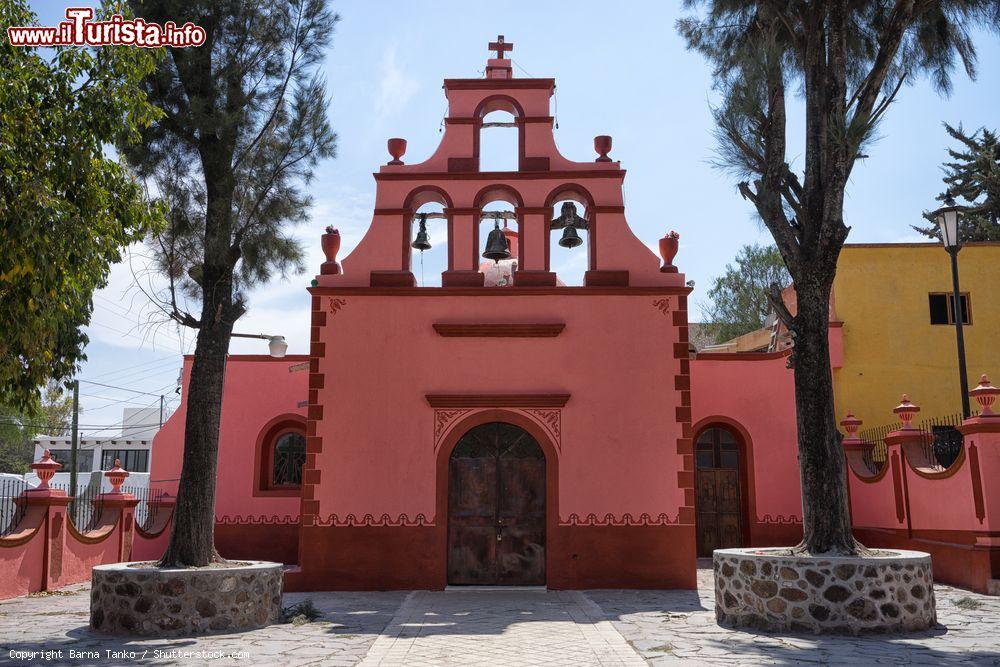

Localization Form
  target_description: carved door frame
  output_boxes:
[435,409,559,585]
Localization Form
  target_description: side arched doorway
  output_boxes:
[695,425,747,556]
[447,422,546,585]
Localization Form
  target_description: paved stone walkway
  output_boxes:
[0,585,406,666]
[590,565,1000,665]
[360,589,644,667]
[2,566,999,665]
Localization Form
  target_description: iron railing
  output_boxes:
[918,413,964,470]
[858,424,893,476]
[0,477,28,537]
[123,485,165,531]
[52,483,105,532]
[856,412,967,473]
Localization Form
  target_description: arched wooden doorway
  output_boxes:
[695,425,746,556]
[447,422,546,585]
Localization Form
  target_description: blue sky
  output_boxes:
[28,2,1000,434]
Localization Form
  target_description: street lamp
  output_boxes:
[230,332,288,358]
[933,194,971,418]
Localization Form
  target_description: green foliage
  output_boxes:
[282,599,322,625]
[677,1,1000,282]
[703,244,789,344]
[0,383,75,473]
[123,0,338,328]
[0,1,163,408]
[913,124,1000,242]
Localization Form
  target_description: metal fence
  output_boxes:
[123,485,165,531]
[858,424,893,475]
[919,413,964,470]
[0,481,166,536]
[856,412,966,473]
[0,477,28,537]
[51,483,105,532]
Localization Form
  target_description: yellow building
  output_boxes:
[832,242,1000,426]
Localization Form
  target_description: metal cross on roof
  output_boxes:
[488,35,513,60]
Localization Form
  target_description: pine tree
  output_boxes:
[912,124,1000,242]
[679,1,999,555]
[123,0,338,567]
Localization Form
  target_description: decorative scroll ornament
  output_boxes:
[314,513,431,527]
[434,409,472,448]
[560,512,677,527]
[653,298,671,315]
[328,297,347,315]
[526,408,561,443]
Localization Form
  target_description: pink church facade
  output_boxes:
[147,39,808,591]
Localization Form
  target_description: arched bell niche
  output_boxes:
[403,186,452,287]
[476,186,522,287]
[546,185,595,286]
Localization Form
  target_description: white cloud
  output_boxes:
[374,46,419,118]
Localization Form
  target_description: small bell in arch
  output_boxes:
[411,214,431,251]
[482,220,512,263]
[559,225,583,248]
[551,201,588,249]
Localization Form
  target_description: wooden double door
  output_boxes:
[447,422,546,586]
[695,426,744,556]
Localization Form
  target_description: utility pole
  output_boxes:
[69,379,79,494]
[159,394,164,429]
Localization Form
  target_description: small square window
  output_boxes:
[929,293,971,325]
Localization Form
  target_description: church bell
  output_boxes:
[411,214,431,251]
[482,221,512,262]
[559,224,583,248]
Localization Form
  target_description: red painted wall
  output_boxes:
[151,355,308,562]
[690,352,803,545]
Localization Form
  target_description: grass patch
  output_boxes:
[648,644,674,653]
[954,597,984,611]
[282,599,323,625]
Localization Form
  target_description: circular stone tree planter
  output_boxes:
[714,548,935,634]
[91,561,283,636]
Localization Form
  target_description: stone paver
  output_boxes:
[360,589,644,667]
[588,562,1000,665]
[0,584,406,666]
[3,564,1000,665]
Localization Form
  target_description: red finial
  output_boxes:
[31,449,61,490]
[893,394,920,429]
[841,412,862,437]
[488,35,513,60]
[387,138,406,165]
[594,135,613,162]
[104,458,129,494]
[970,373,999,416]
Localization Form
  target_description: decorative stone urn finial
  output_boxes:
[594,135,613,162]
[387,137,407,165]
[104,458,128,494]
[840,412,862,437]
[970,373,999,416]
[32,449,61,490]
[321,225,342,275]
[893,394,920,429]
[659,231,680,273]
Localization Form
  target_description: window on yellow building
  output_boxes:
[928,293,971,325]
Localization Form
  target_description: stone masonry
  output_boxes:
[714,548,935,634]
[90,561,283,636]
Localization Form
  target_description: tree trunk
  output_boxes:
[791,276,861,556]
[160,322,232,567]
[158,318,232,567]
